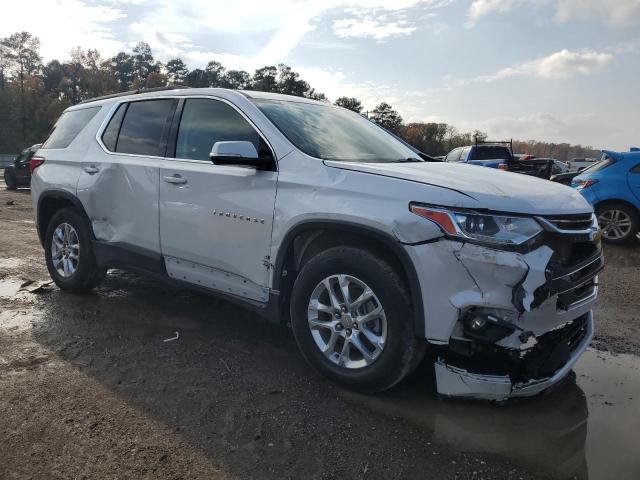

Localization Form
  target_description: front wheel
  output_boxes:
[596,203,639,244]
[290,247,425,393]
[44,207,107,292]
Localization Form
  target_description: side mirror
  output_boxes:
[209,141,273,170]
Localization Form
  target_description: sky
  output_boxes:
[2,0,639,150]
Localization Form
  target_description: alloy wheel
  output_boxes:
[598,209,632,240]
[307,274,387,369]
[51,222,80,278]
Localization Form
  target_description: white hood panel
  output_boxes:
[325,161,593,215]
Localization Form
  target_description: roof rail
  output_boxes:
[78,85,190,105]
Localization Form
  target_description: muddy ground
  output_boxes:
[1,179,639,480]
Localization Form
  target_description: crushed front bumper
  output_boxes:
[406,215,602,401]
[434,312,594,401]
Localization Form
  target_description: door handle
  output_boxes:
[83,165,99,174]
[163,175,187,185]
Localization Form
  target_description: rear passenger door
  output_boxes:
[159,97,278,303]
[77,98,178,258]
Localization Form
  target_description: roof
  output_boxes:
[239,89,327,105]
[73,86,328,109]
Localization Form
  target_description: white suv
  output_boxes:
[31,88,603,400]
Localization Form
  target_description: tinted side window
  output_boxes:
[630,163,640,173]
[101,103,127,151]
[117,99,177,157]
[176,99,262,161]
[42,106,101,149]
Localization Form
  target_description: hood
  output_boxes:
[325,160,592,215]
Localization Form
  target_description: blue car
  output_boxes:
[572,148,640,244]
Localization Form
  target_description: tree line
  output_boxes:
[0,31,600,161]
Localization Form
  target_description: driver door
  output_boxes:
[159,97,278,303]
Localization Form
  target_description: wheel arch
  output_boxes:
[594,198,640,217]
[36,189,92,246]
[272,220,426,337]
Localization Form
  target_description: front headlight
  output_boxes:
[410,204,543,246]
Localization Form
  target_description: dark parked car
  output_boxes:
[3,144,41,190]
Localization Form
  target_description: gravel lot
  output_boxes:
[1,179,639,480]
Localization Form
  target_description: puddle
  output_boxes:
[0,278,25,298]
[342,348,640,479]
[0,278,53,299]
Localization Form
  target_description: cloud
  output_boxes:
[129,22,194,58]
[466,0,520,26]
[120,0,454,71]
[467,0,640,27]
[463,111,618,148]
[332,18,416,40]
[1,0,452,67]
[555,0,640,26]
[0,0,126,60]
[297,65,450,122]
[475,49,613,81]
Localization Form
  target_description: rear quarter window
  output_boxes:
[101,103,127,152]
[42,106,101,149]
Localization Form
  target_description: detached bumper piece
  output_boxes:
[435,313,593,401]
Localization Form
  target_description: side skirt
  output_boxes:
[92,240,283,323]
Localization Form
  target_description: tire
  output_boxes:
[290,246,426,393]
[44,207,107,292]
[4,170,17,190]
[596,203,639,244]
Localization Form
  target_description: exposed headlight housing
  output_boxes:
[410,204,543,247]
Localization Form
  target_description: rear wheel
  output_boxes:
[44,207,107,292]
[596,203,639,244]
[290,246,426,393]
[4,170,17,190]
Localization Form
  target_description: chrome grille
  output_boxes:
[542,214,594,231]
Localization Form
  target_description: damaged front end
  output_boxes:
[407,207,603,401]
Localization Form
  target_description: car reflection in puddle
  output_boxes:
[341,348,640,480]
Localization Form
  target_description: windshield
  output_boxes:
[253,99,418,162]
